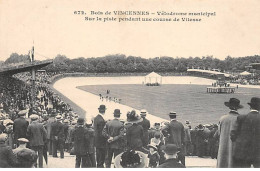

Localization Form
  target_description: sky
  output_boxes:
[0,0,260,61]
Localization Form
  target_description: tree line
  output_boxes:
[1,53,260,73]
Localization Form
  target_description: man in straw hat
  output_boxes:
[231,97,260,168]
[139,109,150,148]
[94,104,107,168]
[217,98,243,168]
[50,115,65,159]
[157,144,185,168]
[13,110,29,146]
[161,111,185,166]
[102,109,125,168]
[26,114,47,168]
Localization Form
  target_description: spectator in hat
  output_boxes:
[67,120,77,153]
[71,117,90,168]
[45,110,56,155]
[147,143,160,168]
[85,119,96,167]
[195,124,207,157]
[183,120,191,156]
[157,144,185,168]
[94,104,107,168]
[102,109,125,168]
[13,138,30,155]
[217,98,243,168]
[126,110,144,151]
[4,119,14,149]
[13,110,29,147]
[162,112,185,166]
[0,133,18,168]
[231,97,260,168]
[26,114,47,168]
[50,115,65,159]
[139,109,150,148]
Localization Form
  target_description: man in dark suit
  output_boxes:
[102,109,125,168]
[71,117,90,168]
[27,114,47,168]
[162,112,185,166]
[45,110,56,155]
[157,144,185,168]
[231,97,260,168]
[94,105,107,168]
[139,109,150,148]
[50,115,65,158]
[13,110,29,146]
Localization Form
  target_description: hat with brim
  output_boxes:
[98,105,107,111]
[77,118,85,125]
[55,115,62,120]
[161,144,179,155]
[30,114,39,121]
[18,110,27,116]
[126,110,143,123]
[114,151,148,168]
[224,98,243,109]
[168,111,177,116]
[147,144,157,151]
[197,124,204,130]
[140,109,147,116]
[248,97,260,110]
[18,138,29,143]
[114,109,121,118]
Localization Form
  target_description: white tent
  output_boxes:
[240,71,251,76]
[144,72,162,84]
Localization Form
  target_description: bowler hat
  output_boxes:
[162,144,179,155]
[168,111,177,116]
[114,109,121,117]
[248,97,260,110]
[98,105,107,111]
[77,118,85,125]
[224,98,243,109]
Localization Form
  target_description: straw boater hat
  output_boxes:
[248,97,260,110]
[126,110,143,123]
[224,98,243,109]
[55,115,62,121]
[168,111,177,116]
[17,138,29,143]
[140,109,147,116]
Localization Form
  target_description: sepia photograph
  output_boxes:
[0,0,260,168]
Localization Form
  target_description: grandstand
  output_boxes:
[0,60,53,76]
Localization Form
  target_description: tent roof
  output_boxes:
[187,69,231,77]
[145,72,161,78]
[239,71,251,76]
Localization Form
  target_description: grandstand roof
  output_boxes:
[187,69,231,77]
[0,60,53,76]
